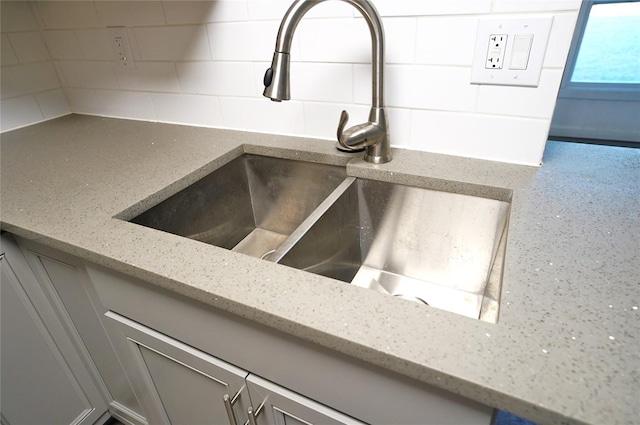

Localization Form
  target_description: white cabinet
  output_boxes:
[2,235,493,425]
[105,311,364,425]
[88,264,493,425]
[14,237,146,425]
[0,234,109,425]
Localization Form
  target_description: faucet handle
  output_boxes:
[337,110,349,140]
[337,110,360,152]
[337,110,380,152]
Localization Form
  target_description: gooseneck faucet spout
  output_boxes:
[263,0,392,164]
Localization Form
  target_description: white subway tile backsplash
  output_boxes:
[95,89,156,121]
[0,95,44,132]
[163,1,249,24]
[52,62,66,86]
[220,97,305,135]
[372,0,491,17]
[58,61,118,90]
[492,0,582,13]
[177,62,256,96]
[352,64,370,104]
[1,2,39,33]
[43,30,83,60]
[247,0,353,21]
[35,89,70,119]
[36,1,100,30]
[305,1,357,19]
[297,17,416,64]
[355,64,478,112]
[410,110,549,165]
[76,29,114,61]
[302,102,369,140]
[135,26,211,61]
[290,62,353,103]
[152,93,223,126]
[415,16,478,66]
[115,62,181,93]
[477,69,564,119]
[1,34,19,66]
[207,21,280,62]
[0,0,581,164]
[298,18,370,64]
[1,62,60,99]
[386,107,412,147]
[94,1,165,27]
[405,66,478,112]
[8,32,50,63]
[246,0,291,21]
[384,18,417,64]
[544,12,579,68]
[65,88,101,115]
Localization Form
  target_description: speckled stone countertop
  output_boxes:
[1,115,638,425]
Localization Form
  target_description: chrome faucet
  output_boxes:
[263,0,392,164]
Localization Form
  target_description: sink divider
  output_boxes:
[265,177,357,263]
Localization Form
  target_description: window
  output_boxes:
[550,0,640,145]
[571,2,640,85]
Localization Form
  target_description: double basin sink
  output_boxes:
[127,154,510,323]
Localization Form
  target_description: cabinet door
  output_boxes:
[105,311,252,425]
[16,237,145,424]
[246,375,365,425]
[0,237,107,425]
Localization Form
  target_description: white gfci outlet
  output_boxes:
[486,34,507,69]
[108,27,136,70]
[470,17,553,87]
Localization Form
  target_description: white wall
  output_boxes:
[0,0,580,165]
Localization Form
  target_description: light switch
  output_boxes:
[510,34,533,70]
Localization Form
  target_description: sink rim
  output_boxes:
[115,150,511,323]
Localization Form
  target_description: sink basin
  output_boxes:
[274,177,510,322]
[130,154,347,259]
[126,153,510,322]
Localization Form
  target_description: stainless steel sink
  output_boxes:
[127,154,510,322]
[130,154,347,259]
[273,177,510,322]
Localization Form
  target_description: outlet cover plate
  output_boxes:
[470,17,553,87]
